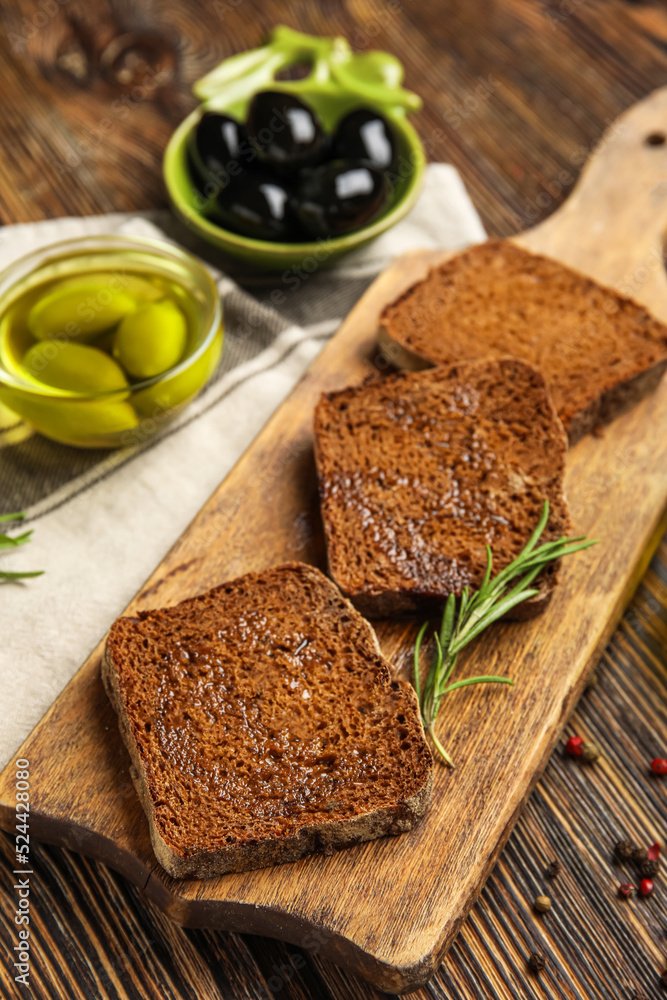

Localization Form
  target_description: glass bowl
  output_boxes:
[0,235,223,449]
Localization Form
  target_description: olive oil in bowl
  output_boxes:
[0,236,222,448]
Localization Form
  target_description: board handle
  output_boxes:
[516,85,667,320]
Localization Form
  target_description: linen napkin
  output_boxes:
[0,164,485,769]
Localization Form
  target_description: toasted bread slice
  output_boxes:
[378,239,667,443]
[102,563,433,879]
[314,359,570,618]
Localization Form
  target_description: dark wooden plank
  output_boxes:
[3,0,667,998]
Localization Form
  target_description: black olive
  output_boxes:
[187,112,254,194]
[333,109,397,172]
[246,91,325,172]
[295,160,389,238]
[210,170,299,241]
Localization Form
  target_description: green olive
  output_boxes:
[113,300,188,379]
[56,272,164,303]
[133,326,223,417]
[0,386,139,447]
[22,341,129,394]
[28,281,139,342]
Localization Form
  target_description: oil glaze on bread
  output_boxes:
[102,563,433,879]
[314,359,570,618]
[378,240,667,443]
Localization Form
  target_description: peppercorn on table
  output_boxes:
[2,2,667,999]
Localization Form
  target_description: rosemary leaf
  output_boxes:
[413,621,428,705]
[0,512,42,582]
[0,531,33,550]
[413,500,597,765]
[449,588,541,652]
[442,675,515,695]
[0,570,44,581]
[439,593,457,651]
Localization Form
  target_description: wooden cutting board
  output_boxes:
[3,87,667,994]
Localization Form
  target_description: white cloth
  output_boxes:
[0,164,485,769]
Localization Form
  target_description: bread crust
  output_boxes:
[378,239,667,442]
[566,358,667,444]
[346,583,553,621]
[101,563,433,879]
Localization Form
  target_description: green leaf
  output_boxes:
[412,500,597,766]
[440,647,458,689]
[442,675,515,694]
[481,546,493,591]
[425,633,443,712]
[457,587,472,630]
[0,511,43,582]
[0,531,33,550]
[0,570,44,581]
[0,512,25,523]
[439,593,456,651]
[518,500,550,557]
[449,589,541,653]
[413,621,428,706]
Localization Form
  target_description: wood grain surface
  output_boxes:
[1,1,667,998]
[3,80,667,992]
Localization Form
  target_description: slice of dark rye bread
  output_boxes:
[378,239,667,444]
[101,563,433,879]
[314,358,570,619]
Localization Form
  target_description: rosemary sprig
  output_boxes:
[414,501,597,766]
[0,512,43,581]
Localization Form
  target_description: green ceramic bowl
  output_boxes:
[163,26,426,269]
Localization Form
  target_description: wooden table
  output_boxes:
[1,1,667,997]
